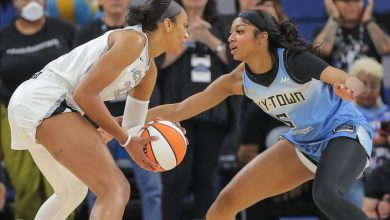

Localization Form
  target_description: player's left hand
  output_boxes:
[333,82,356,100]
[153,117,188,145]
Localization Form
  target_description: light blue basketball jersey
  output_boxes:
[242,48,373,161]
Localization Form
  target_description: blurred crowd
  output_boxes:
[0,0,389,220]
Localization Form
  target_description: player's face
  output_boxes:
[334,0,364,24]
[228,18,262,61]
[355,72,381,107]
[166,11,189,55]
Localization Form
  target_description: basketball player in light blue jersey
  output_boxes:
[146,9,373,220]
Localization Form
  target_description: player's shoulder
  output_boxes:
[108,28,146,52]
[219,62,244,95]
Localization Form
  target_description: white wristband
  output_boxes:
[120,135,132,147]
[122,95,149,130]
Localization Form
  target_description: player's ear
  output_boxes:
[258,31,268,45]
[162,18,172,33]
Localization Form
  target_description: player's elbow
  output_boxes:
[73,87,91,106]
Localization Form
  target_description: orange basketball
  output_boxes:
[139,120,187,172]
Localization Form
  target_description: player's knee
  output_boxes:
[118,180,131,201]
[312,184,340,209]
[93,174,131,205]
[108,177,131,202]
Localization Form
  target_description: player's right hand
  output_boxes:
[124,136,160,171]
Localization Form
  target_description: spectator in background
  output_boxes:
[73,1,163,219]
[345,57,390,209]
[45,0,98,28]
[0,0,75,219]
[234,0,287,21]
[155,0,234,219]
[73,0,129,46]
[314,0,390,72]
[350,57,390,170]
[362,160,390,220]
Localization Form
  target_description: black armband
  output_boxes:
[330,16,341,24]
[363,18,376,27]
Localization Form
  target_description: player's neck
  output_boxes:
[245,50,274,74]
[145,31,165,58]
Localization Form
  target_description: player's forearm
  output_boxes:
[146,104,182,122]
[366,21,390,55]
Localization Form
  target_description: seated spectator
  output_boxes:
[345,57,390,209]
[314,0,390,72]
[362,160,390,220]
[350,57,390,170]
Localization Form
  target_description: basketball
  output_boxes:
[139,120,187,172]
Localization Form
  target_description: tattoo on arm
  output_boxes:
[366,22,390,55]
[322,20,339,44]
[316,18,340,55]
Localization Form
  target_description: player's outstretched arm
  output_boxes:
[146,63,245,122]
[320,66,365,100]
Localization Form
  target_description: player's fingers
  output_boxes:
[141,135,159,144]
[172,121,186,135]
[154,116,163,122]
[141,153,159,168]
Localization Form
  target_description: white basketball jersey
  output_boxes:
[42,24,151,102]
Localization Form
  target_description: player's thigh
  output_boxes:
[36,112,127,193]
[219,139,314,209]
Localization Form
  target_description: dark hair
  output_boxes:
[127,0,182,32]
[176,0,219,23]
[239,10,319,55]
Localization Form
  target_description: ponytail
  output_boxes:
[238,10,320,55]
[275,20,320,55]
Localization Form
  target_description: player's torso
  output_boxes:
[242,48,366,142]
[43,25,151,102]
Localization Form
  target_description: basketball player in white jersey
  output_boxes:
[7,0,187,219]
[146,10,373,220]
